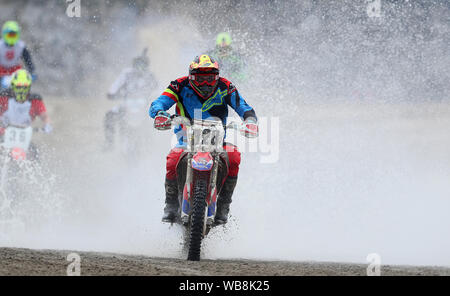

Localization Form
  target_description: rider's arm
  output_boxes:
[39,112,50,125]
[149,84,180,118]
[107,69,130,100]
[22,47,35,75]
[226,87,258,138]
[39,111,53,133]
[226,52,247,82]
[226,89,257,122]
[30,96,52,133]
[0,96,8,127]
[29,95,48,122]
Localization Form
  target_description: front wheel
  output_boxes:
[187,178,208,261]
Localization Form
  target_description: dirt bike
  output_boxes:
[157,114,243,261]
[104,97,148,164]
[0,125,40,220]
[119,98,148,164]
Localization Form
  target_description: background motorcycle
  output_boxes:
[118,98,148,165]
[0,125,42,222]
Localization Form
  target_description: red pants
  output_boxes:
[166,144,241,180]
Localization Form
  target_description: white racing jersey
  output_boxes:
[0,93,46,128]
[2,98,33,127]
[108,68,157,100]
[0,39,25,69]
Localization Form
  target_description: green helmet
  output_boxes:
[215,32,233,58]
[10,69,32,103]
[2,21,21,46]
[216,32,232,48]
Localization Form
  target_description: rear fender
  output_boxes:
[10,147,27,161]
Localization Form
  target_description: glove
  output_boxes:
[43,123,53,134]
[31,74,37,82]
[154,111,171,130]
[241,117,258,138]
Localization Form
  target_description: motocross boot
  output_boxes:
[162,179,179,223]
[215,176,238,225]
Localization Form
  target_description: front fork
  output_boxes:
[181,154,220,233]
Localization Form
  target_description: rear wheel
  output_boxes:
[187,179,208,261]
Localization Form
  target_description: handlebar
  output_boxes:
[170,114,192,127]
[2,125,46,133]
[2,124,32,129]
[225,121,241,131]
[169,114,240,131]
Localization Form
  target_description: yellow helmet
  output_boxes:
[10,69,32,103]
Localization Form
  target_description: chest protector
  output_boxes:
[3,98,32,127]
[0,40,25,68]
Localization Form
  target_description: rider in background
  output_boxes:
[103,48,158,151]
[149,54,258,224]
[0,21,36,89]
[0,69,52,160]
[207,32,247,83]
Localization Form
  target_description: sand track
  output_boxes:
[1,247,449,276]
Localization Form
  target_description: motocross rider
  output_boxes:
[0,69,52,160]
[0,21,36,89]
[103,48,157,151]
[207,32,246,83]
[149,54,258,224]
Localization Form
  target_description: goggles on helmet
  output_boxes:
[191,73,218,86]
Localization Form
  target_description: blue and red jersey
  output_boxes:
[149,76,256,147]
